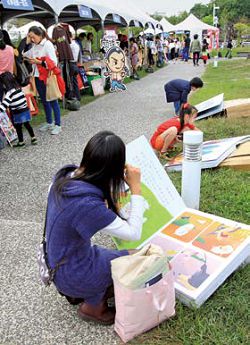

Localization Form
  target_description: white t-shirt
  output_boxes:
[101,195,145,241]
[23,38,57,77]
[83,40,92,54]
[70,40,80,62]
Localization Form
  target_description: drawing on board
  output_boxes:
[150,235,183,261]
[113,183,173,250]
[161,211,213,243]
[193,222,250,257]
[171,249,221,291]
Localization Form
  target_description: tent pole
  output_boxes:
[54,14,59,24]
[101,19,104,38]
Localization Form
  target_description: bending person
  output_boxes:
[46,131,144,325]
[164,77,203,115]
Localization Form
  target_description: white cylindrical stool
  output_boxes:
[181,131,203,209]
[213,56,218,68]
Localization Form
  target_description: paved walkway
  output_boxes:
[0,61,204,345]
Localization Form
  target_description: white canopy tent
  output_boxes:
[43,0,160,28]
[173,14,219,39]
[160,18,175,33]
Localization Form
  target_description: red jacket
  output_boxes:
[37,57,66,96]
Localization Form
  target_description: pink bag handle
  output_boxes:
[146,281,168,312]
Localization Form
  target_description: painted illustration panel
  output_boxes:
[193,221,250,257]
[150,235,183,261]
[171,248,222,291]
[161,211,213,243]
[113,183,173,250]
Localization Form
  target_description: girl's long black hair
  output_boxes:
[179,104,198,130]
[0,30,6,50]
[53,131,126,216]
[0,72,20,91]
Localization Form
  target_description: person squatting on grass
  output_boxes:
[0,72,37,147]
[150,103,199,158]
[45,131,145,325]
[164,77,203,115]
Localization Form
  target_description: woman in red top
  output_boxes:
[150,103,199,156]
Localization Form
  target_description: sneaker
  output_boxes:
[31,137,38,145]
[51,125,62,135]
[39,123,54,132]
[159,151,172,160]
[13,141,26,148]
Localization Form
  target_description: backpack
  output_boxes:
[15,56,30,87]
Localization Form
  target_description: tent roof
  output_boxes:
[54,0,160,28]
[0,0,55,27]
[174,13,218,33]
[0,0,161,29]
[160,17,175,32]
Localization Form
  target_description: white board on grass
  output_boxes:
[114,135,250,307]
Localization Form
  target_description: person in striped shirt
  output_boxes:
[0,72,37,147]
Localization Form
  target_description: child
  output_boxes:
[201,44,208,65]
[150,103,199,157]
[0,72,37,147]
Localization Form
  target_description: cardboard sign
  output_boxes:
[104,46,128,92]
[0,112,17,145]
[91,78,105,97]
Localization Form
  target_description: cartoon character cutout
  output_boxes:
[104,46,128,92]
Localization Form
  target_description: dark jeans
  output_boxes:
[174,101,181,115]
[193,52,200,65]
[157,51,163,65]
[72,75,80,101]
[35,77,61,126]
[0,82,4,102]
[14,121,35,142]
[183,47,189,61]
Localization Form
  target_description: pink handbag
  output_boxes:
[113,268,175,343]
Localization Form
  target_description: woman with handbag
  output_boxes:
[45,131,145,324]
[23,26,62,135]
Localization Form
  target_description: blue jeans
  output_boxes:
[35,77,61,126]
[174,101,181,115]
[183,47,189,61]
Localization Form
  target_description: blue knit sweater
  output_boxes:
[46,169,128,304]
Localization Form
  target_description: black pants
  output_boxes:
[193,52,200,65]
[14,121,35,142]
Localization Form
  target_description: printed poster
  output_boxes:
[0,112,17,145]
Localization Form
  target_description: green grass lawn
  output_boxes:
[190,59,250,104]
[211,46,250,58]
[130,60,250,345]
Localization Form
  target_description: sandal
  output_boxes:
[13,141,26,148]
[31,137,38,145]
[159,151,172,160]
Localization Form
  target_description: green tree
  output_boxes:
[190,3,211,19]
[202,15,214,26]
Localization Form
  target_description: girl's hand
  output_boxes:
[124,164,141,195]
[29,58,42,65]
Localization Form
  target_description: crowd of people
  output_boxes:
[0,25,96,147]
[116,32,212,74]
[0,24,208,149]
